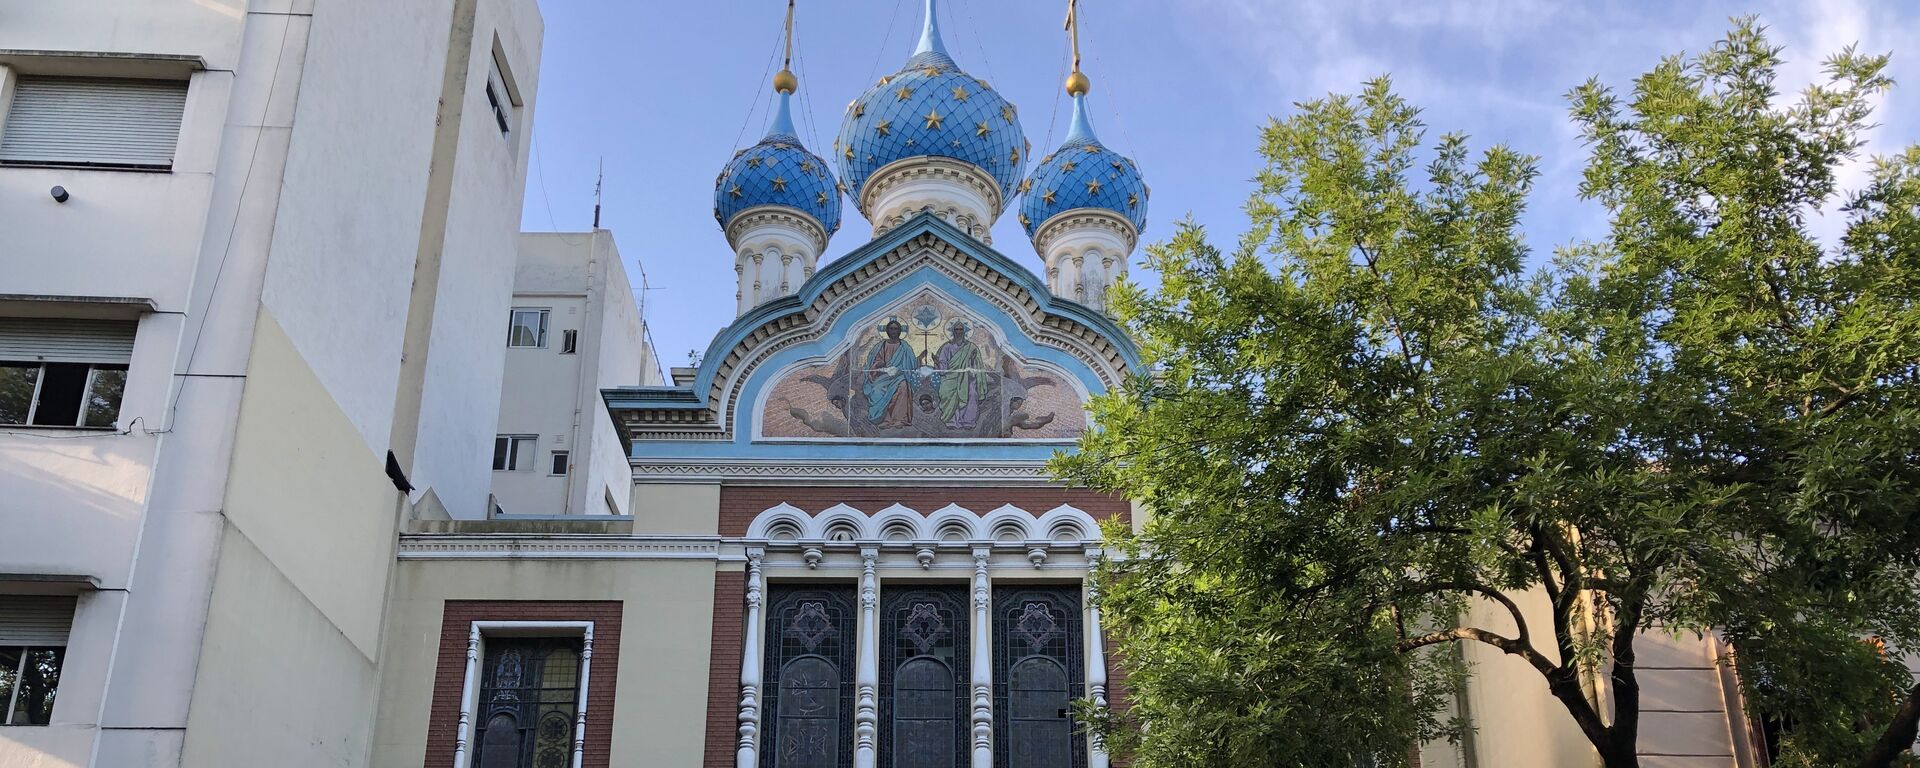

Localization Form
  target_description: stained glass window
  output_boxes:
[992,587,1085,768]
[764,586,857,768]
[879,586,968,768]
[472,638,581,768]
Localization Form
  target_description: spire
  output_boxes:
[1064,94,1098,146]
[768,91,797,139]
[914,0,947,57]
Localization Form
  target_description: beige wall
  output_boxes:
[631,482,720,535]
[371,558,721,768]
[181,310,403,767]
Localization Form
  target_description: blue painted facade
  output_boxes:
[605,214,1138,464]
[1020,94,1148,237]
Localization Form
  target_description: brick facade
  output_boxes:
[704,571,747,768]
[717,485,1132,537]
[425,601,624,768]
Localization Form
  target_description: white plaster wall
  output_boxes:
[409,0,545,518]
[1457,586,1602,768]
[491,296,583,515]
[370,559,720,768]
[257,0,454,458]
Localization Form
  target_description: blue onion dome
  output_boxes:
[834,0,1028,211]
[1020,92,1148,239]
[715,88,842,238]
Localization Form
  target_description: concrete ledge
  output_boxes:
[409,516,636,535]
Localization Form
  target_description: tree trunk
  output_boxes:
[1858,680,1920,768]
[1598,740,1641,768]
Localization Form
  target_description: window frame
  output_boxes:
[762,585,858,768]
[0,361,127,428]
[492,435,537,472]
[0,75,190,171]
[452,621,594,768]
[506,309,550,349]
[991,585,1086,768]
[878,585,970,768]
[485,52,517,137]
[548,450,569,477]
[560,329,578,355]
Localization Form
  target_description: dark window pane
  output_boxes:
[474,638,581,768]
[0,647,19,724]
[9,647,62,725]
[493,437,510,471]
[30,363,87,426]
[764,587,855,768]
[82,366,126,427]
[0,365,36,424]
[993,588,1084,768]
[881,587,967,768]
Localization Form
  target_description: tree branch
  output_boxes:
[1859,679,1920,768]
[1396,626,1558,677]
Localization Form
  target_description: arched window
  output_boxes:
[472,639,581,768]
[764,587,857,768]
[880,586,968,768]
[992,587,1085,768]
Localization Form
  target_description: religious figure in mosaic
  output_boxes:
[761,290,1086,440]
[861,318,919,428]
[931,320,988,429]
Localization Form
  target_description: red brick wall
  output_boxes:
[424,601,623,768]
[704,571,747,768]
[718,485,1131,536]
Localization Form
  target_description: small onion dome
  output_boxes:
[834,0,1027,211]
[1020,92,1147,239]
[714,88,842,238]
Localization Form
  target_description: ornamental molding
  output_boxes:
[724,204,830,254]
[746,502,1101,546]
[397,534,723,560]
[698,235,1128,432]
[1034,207,1139,257]
[628,458,1052,484]
[859,155,1005,224]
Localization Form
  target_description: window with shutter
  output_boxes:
[0,76,189,169]
[0,595,75,726]
[0,319,135,428]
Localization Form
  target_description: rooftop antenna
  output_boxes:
[591,157,604,229]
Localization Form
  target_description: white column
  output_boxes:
[855,547,880,768]
[1084,552,1111,768]
[572,625,595,768]
[737,549,766,768]
[452,624,482,768]
[971,548,994,768]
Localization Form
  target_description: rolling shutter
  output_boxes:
[0,76,188,168]
[0,596,75,647]
[0,318,137,364]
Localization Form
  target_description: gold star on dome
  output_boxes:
[1019,213,1031,228]
[1062,160,1077,171]
[1086,179,1102,194]
[952,85,970,102]
[922,65,942,77]
[875,120,892,137]
[800,161,814,173]
[1111,160,1125,170]
[851,101,865,118]
[1041,153,1056,165]
[1001,105,1016,124]
[771,176,788,191]
[1042,189,1056,205]
[896,85,913,100]
[878,75,893,87]
[1010,147,1021,164]
[817,191,829,205]
[844,145,855,160]
[836,180,848,196]
[1084,145,1101,154]
[923,109,944,130]
[976,121,991,138]
[1128,192,1139,208]
[746,156,762,168]
[729,185,743,199]
[1018,178,1033,194]
[976,77,992,90]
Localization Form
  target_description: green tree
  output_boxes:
[1056,21,1920,768]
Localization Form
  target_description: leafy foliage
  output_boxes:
[1057,20,1920,768]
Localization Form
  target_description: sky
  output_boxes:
[518,0,1920,377]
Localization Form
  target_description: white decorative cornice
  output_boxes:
[628,459,1052,484]
[724,204,830,254]
[860,156,1004,223]
[1033,207,1138,256]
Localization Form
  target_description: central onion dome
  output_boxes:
[835,0,1027,242]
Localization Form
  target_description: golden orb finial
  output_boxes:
[774,68,798,95]
[1065,71,1090,97]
